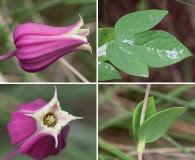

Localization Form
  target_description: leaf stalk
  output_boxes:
[138,84,152,160]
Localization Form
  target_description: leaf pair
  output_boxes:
[132,97,183,144]
[98,10,192,81]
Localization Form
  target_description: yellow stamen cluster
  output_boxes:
[43,113,56,127]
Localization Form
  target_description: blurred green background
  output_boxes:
[99,84,195,160]
[0,0,96,82]
[0,84,96,160]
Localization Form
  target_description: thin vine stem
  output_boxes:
[59,58,89,83]
[140,84,152,125]
[138,84,152,160]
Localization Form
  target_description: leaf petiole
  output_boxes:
[137,140,145,160]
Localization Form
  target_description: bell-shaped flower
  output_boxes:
[5,87,82,160]
[0,15,92,72]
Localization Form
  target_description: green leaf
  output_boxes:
[98,10,192,78]
[128,30,192,67]
[107,43,149,77]
[98,28,115,61]
[137,107,183,143]
[114,10,168,39]
[98,62,121,81]
[108,30,192,77]
[132,97,156,140]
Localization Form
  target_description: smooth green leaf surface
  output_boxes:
[137,107,183,143]
[107,43,149,77]
[132,97,156,140]
[107,30,192,77]
[128,30,192,67]
[114,10,168,39]
[98,62,121,81]
[98,28,115,61]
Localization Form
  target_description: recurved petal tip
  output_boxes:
[63,15,84,36]
[78,29,89,36]
[76,117,83,120]
[76,43,93,55]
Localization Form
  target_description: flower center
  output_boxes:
[43,113,56,127]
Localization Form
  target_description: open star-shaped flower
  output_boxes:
[7,87,82,159]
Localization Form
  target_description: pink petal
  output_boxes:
[19,99,47,112]
[16,37,86,59]
[14,16,83,43]
[19,126,70,160]
[7,111,37,145]
[16,37,87,72]
[15,35,86,48]
[18,47,73,72]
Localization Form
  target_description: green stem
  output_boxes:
[138,84,151,160]
[137,140,145,160]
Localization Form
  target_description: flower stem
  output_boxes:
[3,149,19,160]
[0,50,17,60]
[140,84,152,125]
[59,58,89,82]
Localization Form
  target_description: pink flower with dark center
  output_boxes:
[0,15,92,72]
[5,87,82,160]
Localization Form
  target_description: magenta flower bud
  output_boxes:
[0,15,92,72]
[6,87,82,159]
